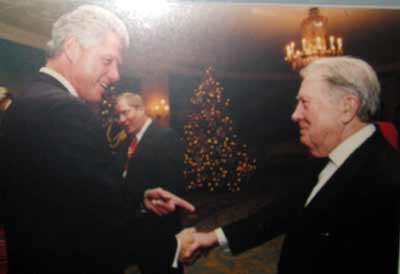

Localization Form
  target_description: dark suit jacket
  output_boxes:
[0,73,177,274]
[223,129,400,274]
[121,122,184,273]
[123,122,184,201]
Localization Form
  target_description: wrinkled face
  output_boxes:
[71,32,122,103]
[115,99,146,134]
[291,78,344,158]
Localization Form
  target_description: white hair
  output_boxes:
[300,56,381,122]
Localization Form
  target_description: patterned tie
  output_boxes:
[122,136,137,179]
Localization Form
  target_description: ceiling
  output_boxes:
[0,0,400,79]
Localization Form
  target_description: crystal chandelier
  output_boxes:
[284,7,344,70]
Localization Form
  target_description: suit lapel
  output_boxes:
[303,130,382,214]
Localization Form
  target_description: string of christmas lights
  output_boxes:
[183,67,256,192]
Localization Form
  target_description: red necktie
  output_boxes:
[127,136,137,160]
[122,136,137,179]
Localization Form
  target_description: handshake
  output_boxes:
[143,188,220,265]
[176,228,219,265]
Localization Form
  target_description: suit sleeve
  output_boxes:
[222,171,314,255]
[222,197,292,254]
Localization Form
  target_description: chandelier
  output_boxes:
[284,7,344,70]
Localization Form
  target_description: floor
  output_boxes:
[181,189,283,274]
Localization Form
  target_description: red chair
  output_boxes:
[376,121,398,150]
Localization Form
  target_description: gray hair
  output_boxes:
[300,56,381,123]
[46,5,129,57]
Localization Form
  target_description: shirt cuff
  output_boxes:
[215,228,231,253]
[172,237,180,268]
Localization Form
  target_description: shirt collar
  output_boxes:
[39,67,79,98]
[135,118,152,143]
[329,123,376,167]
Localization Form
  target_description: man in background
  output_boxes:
[115,92,185,273]
[178,56,400,274]
[1,5,193,274]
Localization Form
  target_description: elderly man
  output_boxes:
[177,56,400,274]
[1,5,193,274]
[114,92,185,273]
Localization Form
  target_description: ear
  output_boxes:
[340,95,359,124]
[63,36,81,64]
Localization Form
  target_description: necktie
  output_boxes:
[127,136,137,160]
[122,136,137,179]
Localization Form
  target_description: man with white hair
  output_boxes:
[177,56,400,274]
[1,5,194,274]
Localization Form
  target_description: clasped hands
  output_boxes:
[176,227,218,265]
[143,188,217,265]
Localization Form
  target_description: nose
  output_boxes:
[108,62,120,83]
[291,103,302,122]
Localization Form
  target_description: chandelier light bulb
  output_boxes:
[284,7,344,70]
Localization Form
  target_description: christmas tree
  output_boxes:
[183,67,256,192]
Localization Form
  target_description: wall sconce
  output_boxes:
[150,98,170,119]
